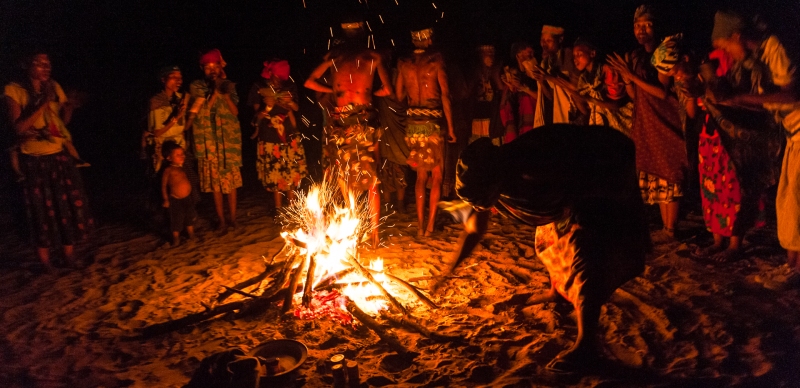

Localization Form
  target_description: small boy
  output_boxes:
[161,142,196,245]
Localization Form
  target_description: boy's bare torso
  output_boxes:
[165,165,192,199]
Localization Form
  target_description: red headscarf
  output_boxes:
[199,49,226,66]
[261,60,290,81]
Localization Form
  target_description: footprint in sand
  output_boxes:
[117,300,145,320]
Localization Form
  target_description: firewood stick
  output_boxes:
[302,255,317,307]
[282,256,307,312]
[222,285,259,299]
[345,298,407,354]
[379,311,463,343]
[217,244,289,302]
[345,253,407,314]
[260,253,301,300]
[371,271,438,309]
[315,268,357,290]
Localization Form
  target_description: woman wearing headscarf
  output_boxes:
[4,52,93,270]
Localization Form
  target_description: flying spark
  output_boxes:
[331,59,338,72]
[379,15,384,23]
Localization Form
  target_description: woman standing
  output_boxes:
[4,52,93,270]
[251,88,307,214]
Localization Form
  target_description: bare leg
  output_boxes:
[369,185,380,247]
[415,169,429,236]
[213,191,226,230]
[789,250,799,269]
[425,165,443,236]
[663,201,680,237]
[694,233,724,258]
[547,298,602,372]
[228,190,238,227]
[273,191,282,209]
[171,231,180,246]
[397,184,406,213]
[186,226,195,240]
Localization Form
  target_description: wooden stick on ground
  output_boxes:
[373,271,438,309]
[345,253,407,314]
[345,298,407,354]
[221,286,259,299]
[217,244,288,302]
[315,268,357,291]
[379,311,463,343]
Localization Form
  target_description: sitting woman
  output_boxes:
[251,88,307,214]
[4,52,93,270]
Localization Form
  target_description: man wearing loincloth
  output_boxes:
[441,124,649,372]
[304,17,393,247]
[396,26,457,237]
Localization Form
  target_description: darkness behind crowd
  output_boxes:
[0,0,798,220]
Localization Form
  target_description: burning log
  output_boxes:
[283,256,308,313]
[315,268,357,291]
[302,255,317,307]
[345,253,407,314]
[345,298,407,354]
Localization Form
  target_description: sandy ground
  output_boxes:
[1,188,799,388]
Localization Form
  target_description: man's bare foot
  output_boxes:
[526,289,559,305]
[172,236,181,246]
[424,226,434,237]
[692,243,724,259]
[546,345,596,374]
[710,248,742,263]
[417,229,424,238]
[216,221,227,231]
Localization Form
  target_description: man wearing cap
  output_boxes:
[187,49,243,230]
[304,18,393,246]
[710,10,800,289]
[396,26,456,237]
[607,5,685,241]
[526,25,578,128]
[441,124,648,372]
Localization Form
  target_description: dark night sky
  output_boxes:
[0,0,798,190]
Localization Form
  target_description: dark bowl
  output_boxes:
[249,339,308,378]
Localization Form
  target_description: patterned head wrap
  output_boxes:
[455,137,502,209]
[711,10,744,41]
[634,5,655,22]
[541,25,565,36]
[199,49,226,66]
[411,28,434,41]
[261,60,290,81]
[651,33,682,74]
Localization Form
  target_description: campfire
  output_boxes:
[140,175,453,354]
[277,178,416,320]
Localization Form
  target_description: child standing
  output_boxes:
[161,142,196,245]
[251,88,307,214]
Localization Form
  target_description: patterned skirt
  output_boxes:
[256,139,308,192]
[698,130,741,237]
[19,151,93,248]
[639,171,683,204]
[405,120,443,171]
[198,159,242,194]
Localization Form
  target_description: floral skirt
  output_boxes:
[198,159,242,194]
[256,139,308,192]
[698,130,742,237]
[20,151,93,248]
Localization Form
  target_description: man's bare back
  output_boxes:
[397,52,445,108]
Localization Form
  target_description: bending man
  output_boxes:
[444,124,649,372]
